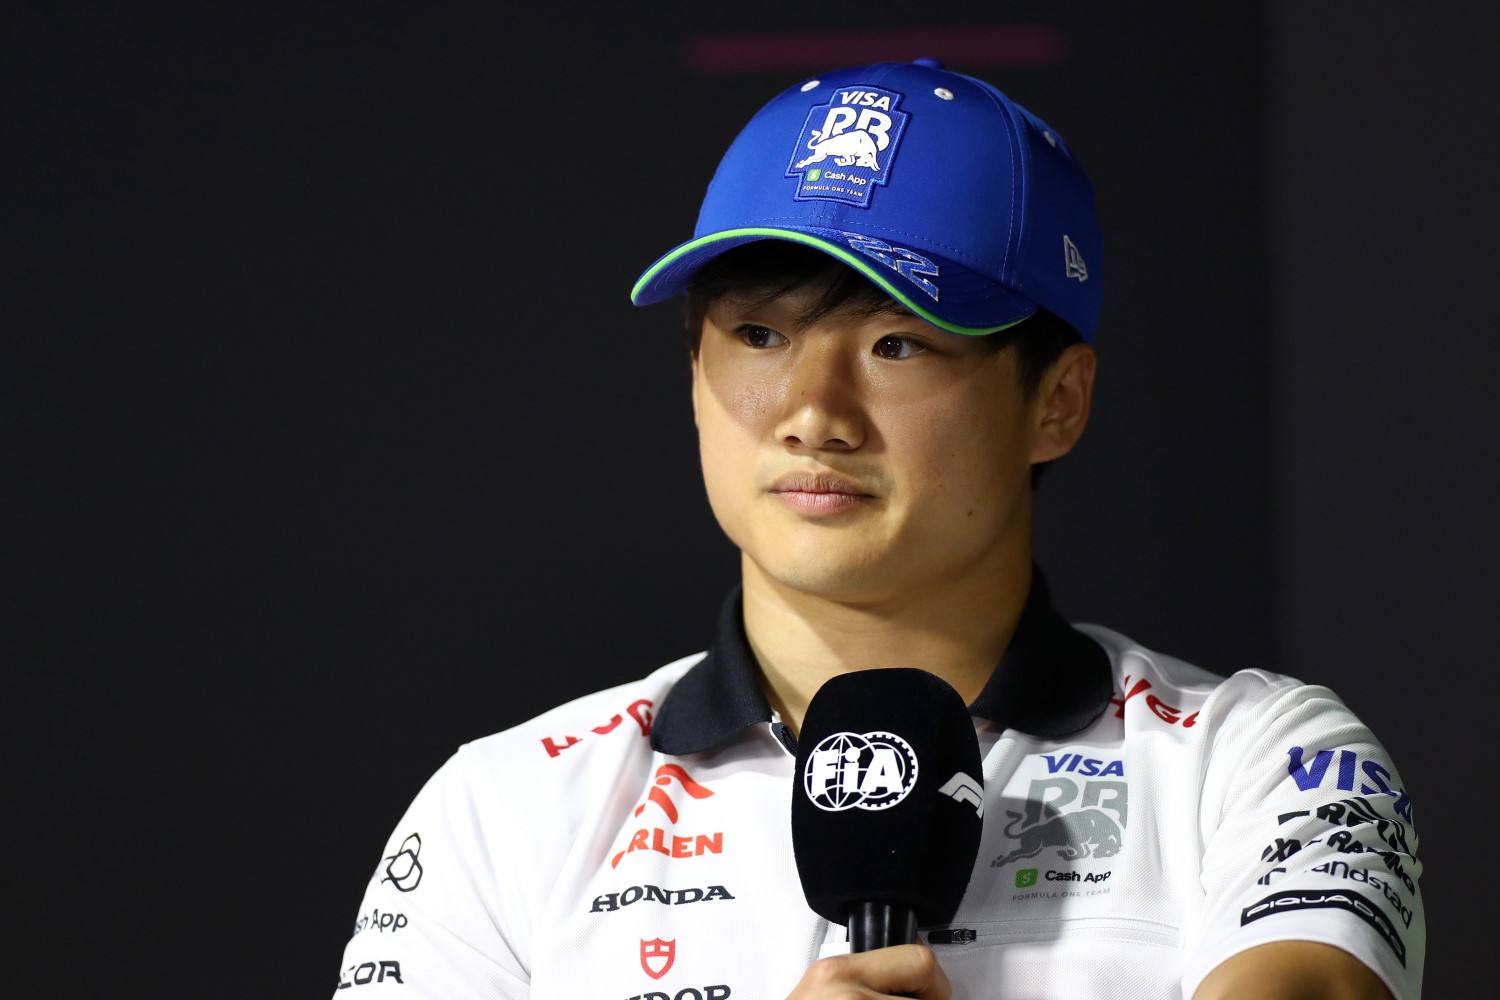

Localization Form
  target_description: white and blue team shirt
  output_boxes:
[332,574,1424,999]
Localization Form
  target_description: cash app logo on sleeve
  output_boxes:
[1015,868,1038,888]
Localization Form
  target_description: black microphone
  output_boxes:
[791,668,985,953]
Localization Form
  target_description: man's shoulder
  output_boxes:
[1076,622,1313,730]
[404,652,710,856]
[455,651,707,772]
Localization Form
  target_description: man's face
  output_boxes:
[691,282,1058,605]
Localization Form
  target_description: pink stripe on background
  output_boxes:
[683,27,1065,74]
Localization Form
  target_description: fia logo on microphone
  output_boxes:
[804,731,918,811]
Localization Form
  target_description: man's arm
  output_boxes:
[1194,940,1394,1000]
[331,749,531,999]
[1181,676,1424,999]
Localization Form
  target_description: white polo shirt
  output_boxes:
[332,574,1424,999]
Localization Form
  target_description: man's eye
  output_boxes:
[873,335,926,360]
[737,325,787,349]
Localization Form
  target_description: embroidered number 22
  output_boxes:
[843,233,940,300]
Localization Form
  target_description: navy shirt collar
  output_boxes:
[651,567,1113,755]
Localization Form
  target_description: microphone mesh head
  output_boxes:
[791,668,985,926]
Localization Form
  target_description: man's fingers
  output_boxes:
[794,945,951,999]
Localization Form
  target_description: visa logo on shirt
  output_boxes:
[1043,753,1125,777]
[1284,747,1414,823]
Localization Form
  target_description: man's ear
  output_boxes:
[1029,343,1096,464]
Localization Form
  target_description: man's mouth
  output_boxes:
[768,471,877,514]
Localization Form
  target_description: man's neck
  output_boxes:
[740,553,1033,736]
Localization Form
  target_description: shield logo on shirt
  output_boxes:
[640,938,675,980]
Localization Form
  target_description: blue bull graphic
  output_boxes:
[990,807,1123,868]
[990,774,1128,869]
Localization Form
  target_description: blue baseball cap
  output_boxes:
[631,59,1102,340]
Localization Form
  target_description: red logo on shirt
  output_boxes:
[636,764,714,823]
[640,938,676,979]
[1110,676,1199,727]
[541,698,655,758]
[611,765,724,869]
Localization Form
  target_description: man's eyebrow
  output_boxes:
[850,304,918,322]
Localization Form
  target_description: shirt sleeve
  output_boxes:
[1181,675,1425,998]
[331,749,530,999]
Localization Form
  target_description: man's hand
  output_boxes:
[787,944,951,999]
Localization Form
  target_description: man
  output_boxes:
[333,60,1422,999]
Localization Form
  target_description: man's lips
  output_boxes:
[767,471,877,514]
[769,471,873,494]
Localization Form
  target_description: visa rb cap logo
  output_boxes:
[786,86,909,208]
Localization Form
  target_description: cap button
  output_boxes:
[913,57,944,69]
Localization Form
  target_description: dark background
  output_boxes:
[9,2,1495,996]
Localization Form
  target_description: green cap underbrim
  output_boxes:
[631,228,1033,337]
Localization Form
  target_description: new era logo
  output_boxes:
[1063,235,1088,281]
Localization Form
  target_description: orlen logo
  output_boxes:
[636,764,713,824]
[611,765,722,869]
[804,730,918,812]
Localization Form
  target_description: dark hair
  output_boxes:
[682,240,1082,402]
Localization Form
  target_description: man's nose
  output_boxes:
[773,343,865,452]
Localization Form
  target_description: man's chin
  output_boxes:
[744,552,897,605]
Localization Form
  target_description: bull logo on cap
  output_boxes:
[795,128,881,170]
[787,86,909,208]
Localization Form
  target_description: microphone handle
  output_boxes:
[846,901,919,952]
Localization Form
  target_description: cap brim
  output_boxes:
[630,228,1039,337]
